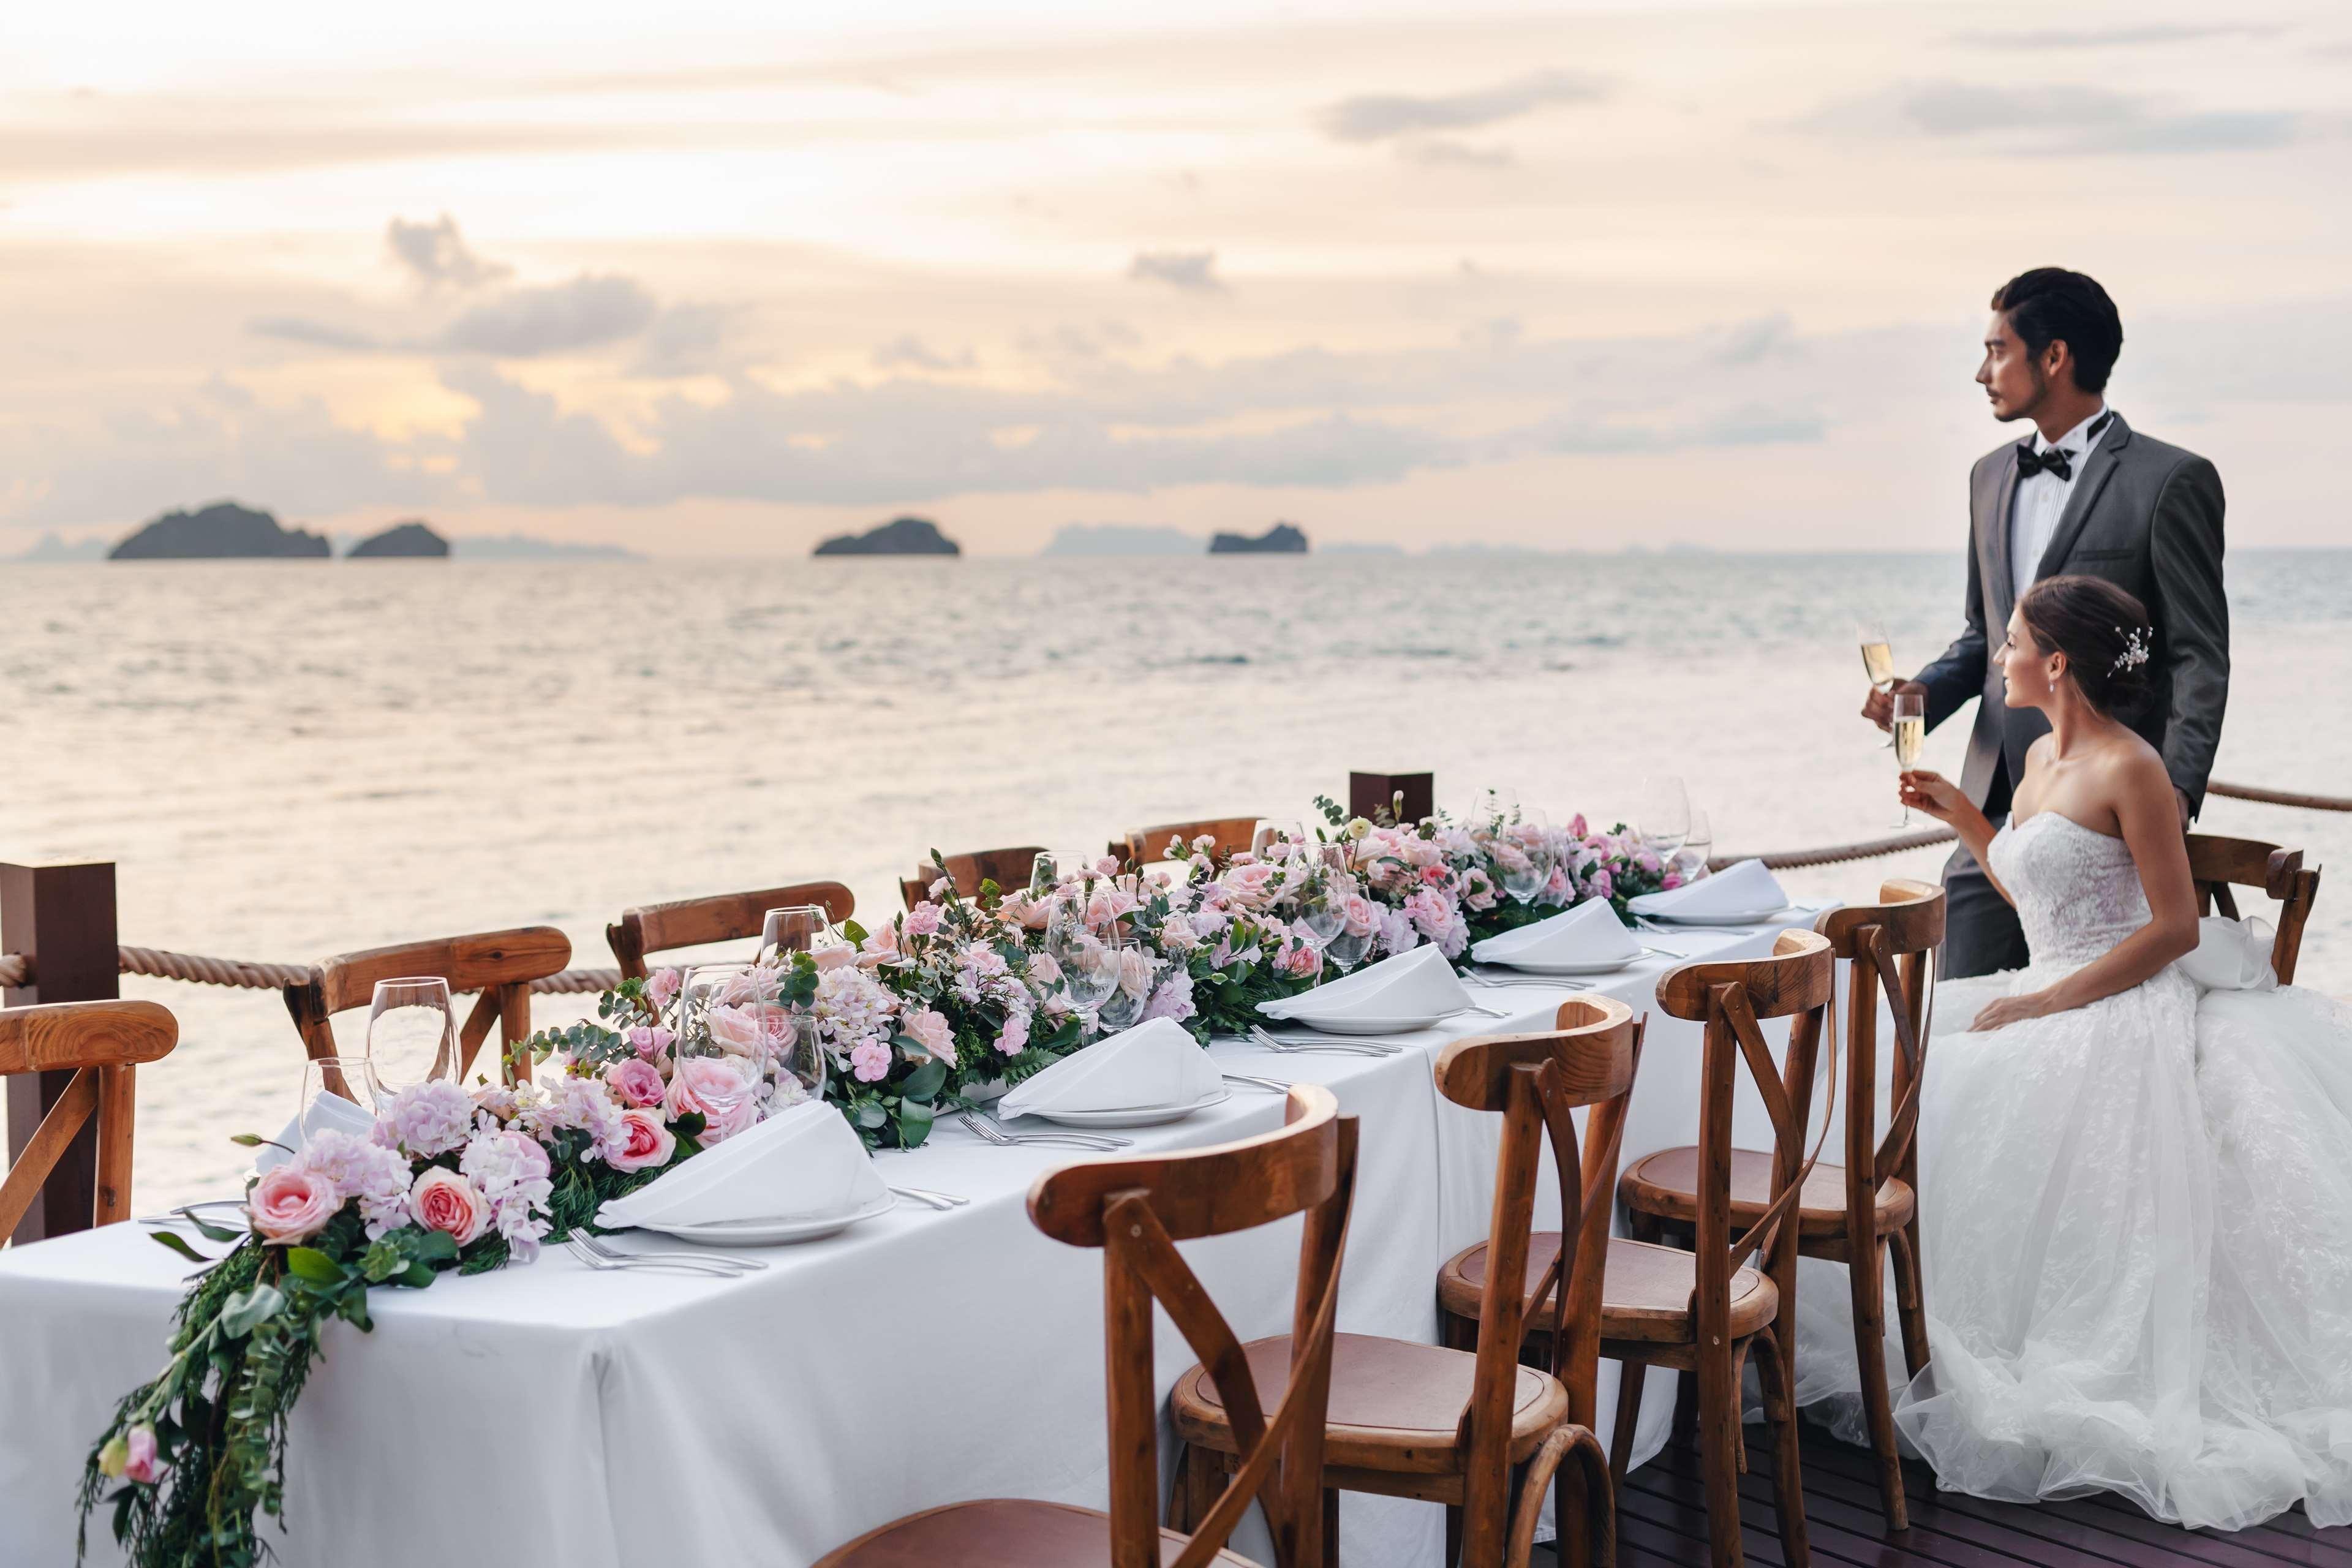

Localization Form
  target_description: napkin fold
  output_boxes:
[1257,944,1470,1025]
[998,1017,1222,1118]
[595,1100,885,1229]
[1627,858,1789,920]
[255,1085,375,1175]
[1471,900,1641,967]
[2180,915,2278,993]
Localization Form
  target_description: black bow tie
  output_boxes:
[2016,442,2075,481]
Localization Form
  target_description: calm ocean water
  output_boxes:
[6,550,2348,1212]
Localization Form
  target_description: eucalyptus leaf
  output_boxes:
[181,1212,246,1244]
[148,1229,211,1265]
[900,1060,948,1102]
[282,1246,344,1283]
[218,1284,285,1340]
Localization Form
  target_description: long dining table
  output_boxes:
[0,904,1884,1567]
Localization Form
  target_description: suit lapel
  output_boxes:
[1985,447,2020,624]
[2032,415,2130,584]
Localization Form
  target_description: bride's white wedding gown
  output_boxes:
[1792,810,2352,1530]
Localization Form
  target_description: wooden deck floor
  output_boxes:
[1600,1424,2352,1568]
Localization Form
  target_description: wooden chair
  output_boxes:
[1181,998,1635,1568]
[2187,833,2322,985]
[281,927,571,1085]
[1114,816,1265,872]
[1612,883,1940,1530]
[816,1085,1357,1568]
[605,881,855,979]
[899,846,1046,909]
[1440,932,1835,1568]
[2,1000,177,1235]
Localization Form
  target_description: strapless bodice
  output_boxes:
[1985,811,2150,968]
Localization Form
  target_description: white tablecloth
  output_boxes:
[2,907,1867,1567]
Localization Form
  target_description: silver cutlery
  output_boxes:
[957,1111,1131,1151]
[1462,968,1562,989]
[889,1185,970,1210]
[569,1232,760,1277]
[1248,1024,1401,1058]
[577,1228,766,1272]
[1221,1072,1296,1093]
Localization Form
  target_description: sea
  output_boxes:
[6,549,2348,1214]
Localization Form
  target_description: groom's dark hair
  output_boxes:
[1991,268,2124,394]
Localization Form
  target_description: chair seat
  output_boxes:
[815,1498,1261,1567]
[1437,1235,1779,1346]
[1170,1332,1568,1476]
[1618,1146,1915,1238]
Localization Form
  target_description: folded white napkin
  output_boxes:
[1628,858,1789,919]
[1257,944,1470,1025]
[998,1017,1221,1118]
[2180,915,2278,992]
[255,1085,375,1175]
[595,1100,885,1229]
[1471,900,1641,967]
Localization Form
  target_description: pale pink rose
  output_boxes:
[1028,951,1062,985]
[645,967,683,1009]
[1588,869,1613,899]
[123,1426,160,1485]
[718,967,771,1005]
[811,941,857,972]
[1158,913,1199,952]
[1222,861,1278,907]
[249,1164,339,1245]
[1341,895,1379,938]
[1020,897,1054,932]
[704,1003,764,1057]
[666,1054,759,1124]
[624,1023,674,1062]
[902,902,943,937]
[860,921,900,959]
[850,1039,893,1082]
[1283,942,1322,979]
[903,1006,956,1067]
[1117,946,1155,1001]
[606,1057,668,1109]
[1095,856,1122,877]
[606,1107,677,1173]
[408,1167,491,1246]
[1543,865,1570,899]
[995,1011,1030,1055]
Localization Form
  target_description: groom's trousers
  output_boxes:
[1941,764,2030,980]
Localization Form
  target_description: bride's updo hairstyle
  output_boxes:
[2018,574,2155,718]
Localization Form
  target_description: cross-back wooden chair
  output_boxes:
[899,846,1046,910]
[2187,833,2322,985]
[282,927,570,1086]
[605,881,854,979]
[1114,816,1265,872]
[2,1000,177,1236]
[816,1085,1357,1568]
[1611,884,1940,1529]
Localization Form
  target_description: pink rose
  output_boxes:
[903,1007,956,1066]
[1222,861,1278,907]
[624,1023,674,1062]
[1341,895,1378,938]
[666,1054,758,1122]
[124,1425,161,1484]
[704,1003,764,1056]
[1095,856,1122,877]
[902,902,943,937]
[408,1167,491,1246]
[811,941,857,972]
[849,1039,893,1082]
[606,1107,677,1173]
[860,921,900,960]
[1283,942,1322,979]
[1567,814,1588,839]
[645,967,683,1009]
[249,1164,339,1245]
[1588,869,1613,899]
[1028,951,1062,985]
[995,1011,1030,1055]
[1660,871,1684,890]
[606,1057,668,1109]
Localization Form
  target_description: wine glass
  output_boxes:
[1028,851,1063,899]
[1638,775,1691,858]
[1681,807,1714,875]
[1858,618,1898,748]
[1496,807,1554,901]
[364,978,457,1100]
[673,965,764,1128]
[1295,844,1353,966]
[758,905,831,963]
[1250,820,1305,861]
[1047,903,1127,1027]
[1890,690,1927,827]
[760,1005,825,1110]
[297,1055,372,1137]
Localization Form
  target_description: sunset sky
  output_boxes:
[5,0,2348,556]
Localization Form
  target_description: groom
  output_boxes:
[1866,267,2230,978]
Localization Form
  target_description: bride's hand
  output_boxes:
[1898,769,1966,824]
[1970,992,2056,1032]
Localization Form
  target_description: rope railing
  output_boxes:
[0,779,2340,998]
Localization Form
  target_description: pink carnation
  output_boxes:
[645,967,683,1009]
[995,1010,1030,1056]
[902,902,943,937]
[849,1039,893,1082]
[624,1023,674,1061]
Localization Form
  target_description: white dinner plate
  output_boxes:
[636,1189,897,1247]
[1027,1085,1232,1128]
[1292,1011,1452,1036]
[1640,905,1789,927]
[1480,955,1636,976]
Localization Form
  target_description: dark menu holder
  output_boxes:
[1349,771,1433,826]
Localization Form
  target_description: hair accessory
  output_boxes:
[2111,625,2151,674]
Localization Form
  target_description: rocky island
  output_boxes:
[812,516,960,557]
[1207,521,1308,554]
[345,521,450,558]
[108,502,331,560]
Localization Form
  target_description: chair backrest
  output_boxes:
[898,846,1046,910]
[1814,880,1943,1225]
[2186,833,2322,986]
[1030,1085,1357,1568]
[1,1000,176,1235]
[282,926,571,1085]
[1654,930,1837,1333]
[1433,995,1642,1567]
[605,881,856,980]
[1114,816,1264,872]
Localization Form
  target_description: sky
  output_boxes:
[4,0,2349,556]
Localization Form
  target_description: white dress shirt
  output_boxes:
[2010,404,2111,603]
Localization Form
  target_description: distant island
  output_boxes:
[8,532,109,562]
[449,533,642,561]
[813,516,960,557]
[109,502,331,560]
[1040,523,1206,556]
[345,521,448,559]
[1208,522,1308,554]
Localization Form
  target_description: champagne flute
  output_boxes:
[364,978,457,1100]
[1890,691,1927,827]
[1859,618,1898,748]
[1638,775,1691,858]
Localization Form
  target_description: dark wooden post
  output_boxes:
[4,861,119,1243]
[1349,771,1433,826]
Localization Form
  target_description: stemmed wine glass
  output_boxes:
[1047,902,1129,1031]
[1890,690,1927,827]
[671,964,765,1130]
[1294,843,1354,978]
[1250,820,1306,861]
[758,905,832,964]
[297,1055,374,1137]
[1681,808,1714,875]
[364,978,458,1101]
[1496,807,1555,902]
[1638,775,1691,859]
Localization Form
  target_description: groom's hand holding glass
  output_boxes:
[1862,679,1929,730]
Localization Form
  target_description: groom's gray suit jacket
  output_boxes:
[1916,412,2230,818]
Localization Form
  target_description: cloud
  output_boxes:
[1949,24,2280,48]
[872,335,976,371]
[246,315,389,352]
[1317,70,1607,143]
[1399,139,1516,168]
[1128,251,1225,293]
[385,214,511,292]
[1801,81,2301,155]
[630,303,747,377]
[251,274,661,358]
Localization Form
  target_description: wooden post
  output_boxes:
[1348,771,1433,826]
[3,862,119,1243]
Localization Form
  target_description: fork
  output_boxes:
[1222,1072,1295,1093]
[570,1232,760,1277]
[958,1111,1131,1151]
[889,1185,970,1210]
[1248,1025,1401,1058]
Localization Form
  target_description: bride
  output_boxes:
[1804,573,2352,1531]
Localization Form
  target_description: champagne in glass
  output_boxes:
[1890,690,1927,827]
[1859,618,1898,749]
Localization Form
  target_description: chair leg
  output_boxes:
[1753,1326,1811,1568]
[1694,1335,1745,1568]
[1849,1240,1910,1531]
[1609,1356,1646,1487]
[1444,1503,1464,1568]
[1553,1440,1597,1568]
[1322,1486,1340,1568]
[1891,1224,1929,1379]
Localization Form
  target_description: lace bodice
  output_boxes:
[1986,812,2150,967]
